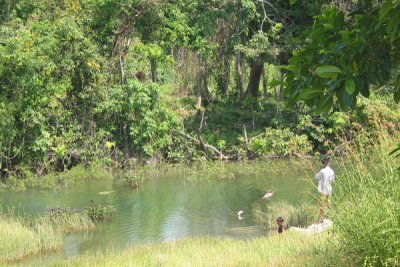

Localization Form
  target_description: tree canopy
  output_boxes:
[0,0,399,176]
[284,1,400,113]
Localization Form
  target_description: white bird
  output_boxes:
[262,192,274,199]
[237,210,244,220]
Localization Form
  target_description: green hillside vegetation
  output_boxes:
[0,0,399,185]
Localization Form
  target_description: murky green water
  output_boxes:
[1,162,312,263]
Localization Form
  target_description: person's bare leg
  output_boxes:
[319,195,324,223]
[327,195,332,209]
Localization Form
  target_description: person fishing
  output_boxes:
[315,158,335,223]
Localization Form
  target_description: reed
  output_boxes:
[38,211,96,233]
[331,136,400,266]
[0,215,62,263]
[0,211,96,263]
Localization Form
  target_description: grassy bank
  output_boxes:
[57,233,339,267]
[4,158,308,191]
[0,215,62,263]
[0,212,95,263]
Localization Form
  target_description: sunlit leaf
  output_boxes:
[299,87,324,100]
[345,79,355,95]
[315,65,343,79]
[316,95,333,114]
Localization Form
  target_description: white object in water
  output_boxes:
[237,210,244,220]
[262,192,274,199]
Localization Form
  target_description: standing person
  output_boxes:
[276,217,284,235]
[315,158,335,223]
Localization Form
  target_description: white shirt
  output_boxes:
[315,166,335,196]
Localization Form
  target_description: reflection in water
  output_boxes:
[64,233,87,258]
[2,163,311,261]
[162,209,189,241]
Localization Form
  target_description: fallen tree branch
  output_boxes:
[199,110,206,132]
[248,133,265,146]
[243,124,248,146]
[172,129,228,160]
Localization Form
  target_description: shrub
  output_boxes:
[249,128,312,157]
[84,204,116,222]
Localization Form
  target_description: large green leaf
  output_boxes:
[315,65,343,79]
[315,94,333,114]
[342,88,356,107]
[299,87,324,100]
[355,76,370,98]
[345,78,355,95]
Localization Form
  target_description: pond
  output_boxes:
[1,161,313,263]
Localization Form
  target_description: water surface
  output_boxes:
[1,162,311,262]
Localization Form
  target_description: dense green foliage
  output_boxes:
[285,1,400,111]
[0,0,398,183]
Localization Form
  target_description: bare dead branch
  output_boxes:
[112,0,157,56]
[249,133,265,146]
[172,129,228,160]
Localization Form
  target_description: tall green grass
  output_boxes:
[37,212,96,233]
[58,233,339,267]
[0,215,61,263]
[0,211,95,264]
[331,138,400,266]
[253,201,317,230]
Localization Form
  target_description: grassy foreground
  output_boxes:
[331,137,400,266]
[56,233,339,267]
[0,213,95,263]
[0,215,61,263]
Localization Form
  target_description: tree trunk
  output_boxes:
[262,66,268,98]
[119,54,126,85]
[202,62,212,101]
[236,51,244,99]
[279,70,284,98]
[195,55,213,109]
[195,55,203,109]
[150,58,158,82]
[245,56,264,99]
[222,54,231,96]
[123,124,130,160]
[195,81,202,109]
